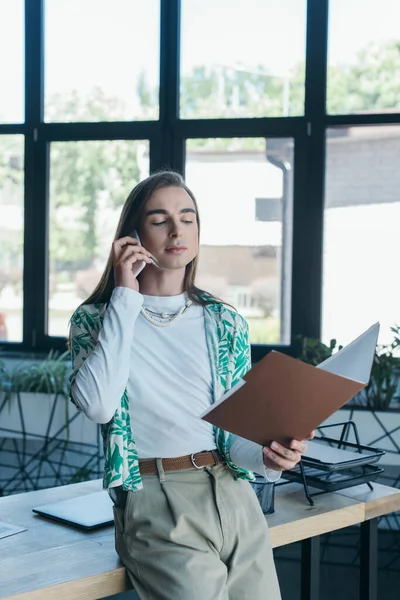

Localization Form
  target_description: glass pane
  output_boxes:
[328,0,400,114]
[48,140,150,337]
[323,126,400,346]
[180,0,306,119]
[0,136,24,342]
[185,137,294,345]
[45,0,159,122]
[0,1,24,123]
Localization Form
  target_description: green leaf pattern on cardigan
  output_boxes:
[69,300,254,492]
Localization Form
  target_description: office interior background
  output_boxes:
[0,1,399,599]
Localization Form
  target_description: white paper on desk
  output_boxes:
[316,323,379,384]
[0,521,27,540]
[304,440,377,464]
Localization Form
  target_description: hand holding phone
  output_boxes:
[134,230,160,270]
[112,234,153,291]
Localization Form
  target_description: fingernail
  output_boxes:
[271,442,278,451]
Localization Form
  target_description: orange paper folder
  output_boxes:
[201,323,379,445]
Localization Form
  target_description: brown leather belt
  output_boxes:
[139,450,225,475]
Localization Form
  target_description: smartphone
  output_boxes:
[133,230,159,269]
[134,229,142,246]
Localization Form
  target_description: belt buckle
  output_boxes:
[190,453,206,469]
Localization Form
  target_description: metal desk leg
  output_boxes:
[301,536,320,600]
[360,518,378,600]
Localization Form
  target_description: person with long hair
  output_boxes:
[69,171,312,600]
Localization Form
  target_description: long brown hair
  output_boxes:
[81,170,222,307]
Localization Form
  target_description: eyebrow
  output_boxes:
[145,208,196,217]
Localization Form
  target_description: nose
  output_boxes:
[169,220,183,239]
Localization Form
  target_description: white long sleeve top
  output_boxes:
[71,287,280,481]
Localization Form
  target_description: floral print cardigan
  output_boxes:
[69,299,254,492]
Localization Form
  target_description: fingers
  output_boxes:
[116,246,152,268]
[289,439,308,453]
[112,236,136,257]
[113,235,139,249]
[113,239,150,259]
[287,431,315,453]
[268,442,301,465]
[264,431,316,471]
[112,237,151,260]
[263,445,300,471]
[263,437,313,472]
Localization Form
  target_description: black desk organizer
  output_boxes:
[278,421,385,506]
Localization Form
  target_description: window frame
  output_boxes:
[1,0,399,359]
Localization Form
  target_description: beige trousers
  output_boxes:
[113,462,282,600]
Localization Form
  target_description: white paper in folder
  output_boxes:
[316,323,379,384]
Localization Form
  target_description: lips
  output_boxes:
[165,245,187,254]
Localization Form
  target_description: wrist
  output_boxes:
[114,277,139,292]
[111,286,143,304]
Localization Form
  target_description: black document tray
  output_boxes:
[283,463,384,493]
[276,421,386,505]
[301,436,385,471]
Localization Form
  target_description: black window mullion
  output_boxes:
[290,0,329,340]
[158,0,182,172]
[327,113,400,127]
[290,133,314,340]
[41,121,159,142]
[25,0,43,125]
[177,117,305,140]
[149,131,163,173]
[0,124,25,135]
[23,0,46,350]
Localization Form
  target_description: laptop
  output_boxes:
[32,491,114,530]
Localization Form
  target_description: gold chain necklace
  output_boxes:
[140,299,193,328]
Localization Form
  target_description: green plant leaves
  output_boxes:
[3,350,70,399]
[295,325,400,410]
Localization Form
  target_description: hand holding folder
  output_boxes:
[201,323,379,446]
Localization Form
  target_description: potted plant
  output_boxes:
[293,326,400,469]
[352,326,400,410]
[0,352,102,495]
[292,335,342,366]
[0,351,99,445]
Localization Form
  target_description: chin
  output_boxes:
[161,254,194,270]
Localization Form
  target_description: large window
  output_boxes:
[323,126,400,346]
[0,136,24,343]
[0,1,24,124]
[185,137,293,344]
[180,0,307,119]
[48,140,149,336]
[45,0,160,122]
[1,1,399,357]
[327,0,400,114]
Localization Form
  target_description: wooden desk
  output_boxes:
[0,480,399,600]
[332,483,400,600]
